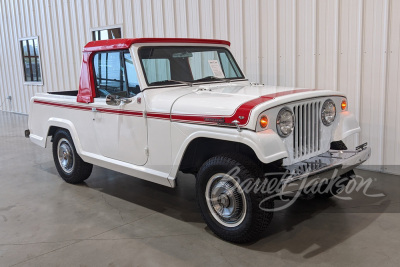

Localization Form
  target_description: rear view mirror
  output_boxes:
[172,52,193,58]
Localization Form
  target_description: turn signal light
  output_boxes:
[341,99,347,111]
[260,116,269,128]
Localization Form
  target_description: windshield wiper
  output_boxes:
[192,76,231,83]
[148,79,192,87]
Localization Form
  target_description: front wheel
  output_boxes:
[196,154,274,243]
[52,129,93,184]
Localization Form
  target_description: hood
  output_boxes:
[145,82,345,129]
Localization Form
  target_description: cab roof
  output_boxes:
[83,38,231,52]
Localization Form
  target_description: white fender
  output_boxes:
[333,111,361,141]
[30,118,82,154]
[168,123,288,180]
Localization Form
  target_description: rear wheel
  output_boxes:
[52,129,93,184]
[196,154,274,243]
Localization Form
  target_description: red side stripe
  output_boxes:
[34,100,143,117]
[167,89,318,126]
[146,112,170,119]
[34,89,318,126]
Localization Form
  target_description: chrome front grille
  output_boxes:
[292,101,322,161]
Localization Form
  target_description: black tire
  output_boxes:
[314,141,355,199]
[196,154,274,243]
[52,129,93,184]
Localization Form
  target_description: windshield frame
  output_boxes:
[137,46,247,88]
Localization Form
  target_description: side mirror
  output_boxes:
[106,95,132,106]
[106,95,121,106]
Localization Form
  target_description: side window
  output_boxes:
[93,51,140,97]
[123,53,141,95]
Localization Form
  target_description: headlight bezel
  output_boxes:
[321,99,336,126]
[276,107,295,137]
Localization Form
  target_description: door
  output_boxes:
[92,50,148,165]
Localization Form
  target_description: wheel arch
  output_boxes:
[44,118,83,155]
[177,137,261,175]
[167,128,288,181]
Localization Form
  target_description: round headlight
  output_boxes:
[276,107,294,137]
[321,99,336,126]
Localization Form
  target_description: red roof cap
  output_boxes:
[83,38,231,52]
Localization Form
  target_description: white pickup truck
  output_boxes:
[27,38,371,243]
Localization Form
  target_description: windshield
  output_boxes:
[138,46,245,86]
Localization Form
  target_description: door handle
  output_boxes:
[92,107,98,121]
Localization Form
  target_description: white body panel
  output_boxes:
[28,43,361,187]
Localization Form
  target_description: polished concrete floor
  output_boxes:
[1,111,400,266]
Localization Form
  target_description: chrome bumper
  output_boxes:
[280,146,371,192]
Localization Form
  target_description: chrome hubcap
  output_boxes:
[57,138,75,174]
[205,173,247,227]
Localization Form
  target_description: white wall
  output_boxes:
[0,0,399,171]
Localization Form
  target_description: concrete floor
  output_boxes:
[1,111,400,267]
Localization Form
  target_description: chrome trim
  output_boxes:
[106,94,132,106]
[292,100,322,161]
[232,120,242,132]
[321,99,336,126]
[205,173,247,227]
[280,146,371,193]
[276,107,294,137]
[57,138,75,174]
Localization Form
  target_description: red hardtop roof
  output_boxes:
[83,38,231,52]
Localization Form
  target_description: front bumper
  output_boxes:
[279,145,371,192]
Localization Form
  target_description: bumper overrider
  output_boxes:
[278,143,371,193]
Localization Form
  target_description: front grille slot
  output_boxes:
[293,101,322,160]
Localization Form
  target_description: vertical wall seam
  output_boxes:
[0,0,12,112]
[292,0,297,87]
[395,0,400,164]
[138,0,144,37]
[241,0,245,74]
[275,0,278,85]
[256,0,260,82]
[334,0,340,91]
[312,0,317,88]
[258,0,262,82]
[66,1,78,89]
[184,0,189,37]
[381,0,391,166]
[11,0,23,112]
[7,0,20,112]
[44,0,57,92]
[34,0,44,94]
[355,0,364,147]
[210,0,215,38]
[226,0,230,42]
[198,0,203,38]
[32,0,40,96]
[172,0,178,38]
[0,0,8,111]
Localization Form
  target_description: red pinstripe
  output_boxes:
[34,89,318,127]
